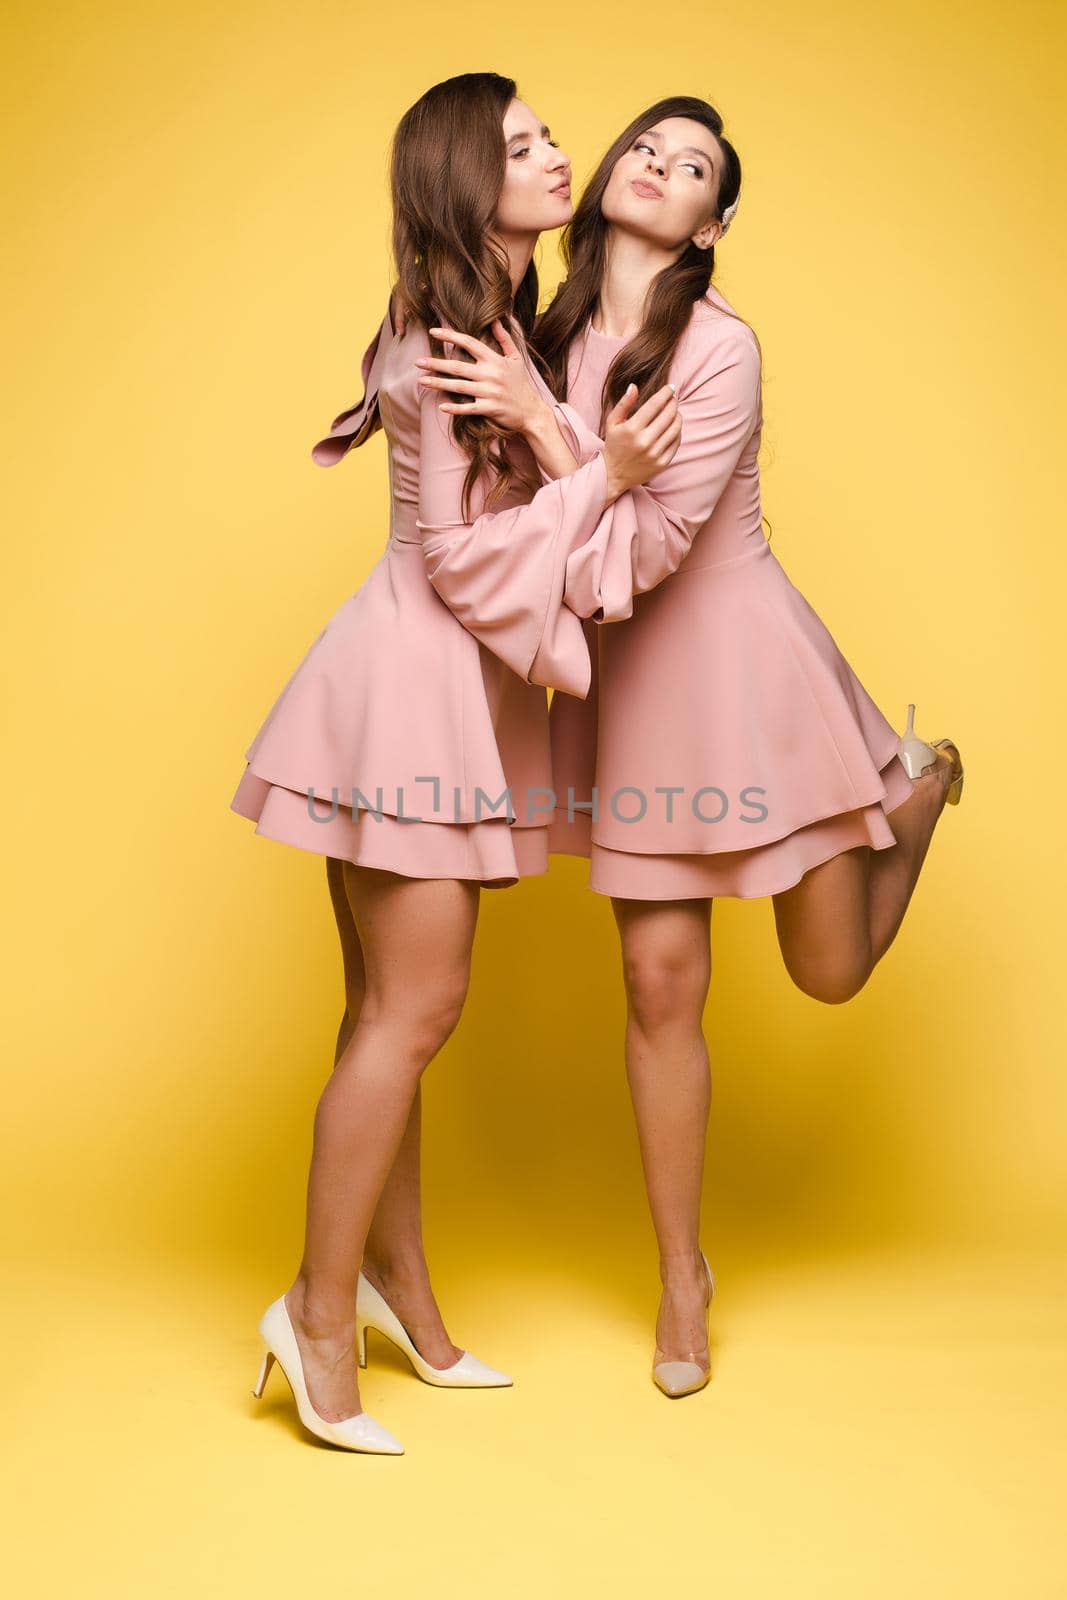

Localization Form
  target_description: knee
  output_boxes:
[398,972,471,1059]
[785,954,869,1006]
[623,953,709,1035]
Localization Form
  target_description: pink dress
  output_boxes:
[545,284,916,900]
[229,304,605,886]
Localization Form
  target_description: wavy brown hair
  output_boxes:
[531,96,754,433]
[388,72,542,519]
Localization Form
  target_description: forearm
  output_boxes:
[522,400,580,480]
[525,400,636,506]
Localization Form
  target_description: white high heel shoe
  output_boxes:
[652,1251,715,1399]
[898,704,964,805]
[251,1294,404,1454]
[356,1271,513,1388]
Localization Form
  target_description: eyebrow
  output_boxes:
[642,127,715,172]
[507,125,551,145]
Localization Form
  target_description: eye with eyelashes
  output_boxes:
[632,139,707,180]
[511,139,562,160]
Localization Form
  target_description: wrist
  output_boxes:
[603,464,625,503]
[522,398,557,445]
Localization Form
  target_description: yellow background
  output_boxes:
[4,0,1065,1592]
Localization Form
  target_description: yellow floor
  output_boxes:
[8,1239,1065,1596]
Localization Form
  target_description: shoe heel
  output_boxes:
[898,702,940,780]
[252,1346,276,1399]
[253,1295,405,1453]
[355,1271,512,1388]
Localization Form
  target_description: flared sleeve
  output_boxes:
[557,324,762,623]
[309,306,395,466]
[415,382,611,699]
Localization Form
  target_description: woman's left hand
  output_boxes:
[415,318,544,433]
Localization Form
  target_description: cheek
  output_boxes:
[610,158,636,190]
[496,170,524,222]
[603,163,632,210]
[671,189,709,235]
[501,164,540,212]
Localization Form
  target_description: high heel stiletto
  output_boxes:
[251,1294,404,1454]
[356,1271,513,1388]
[652,1251,715,1399]
[898,704,965,805]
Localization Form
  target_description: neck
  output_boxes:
[594,228,681,337]
[494,229,537,299]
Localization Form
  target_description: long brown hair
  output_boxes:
[389,72,542,518]
[531,96,753,432]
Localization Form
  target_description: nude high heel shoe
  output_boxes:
[251,1294,404,1454]
[898,704,965,805]
[356,1271,513,1388]
[652,1251,715,1399]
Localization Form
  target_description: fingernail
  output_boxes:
[668,383,676,394]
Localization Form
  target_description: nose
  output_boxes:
[645,154,666,178]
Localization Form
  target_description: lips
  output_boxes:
[630,179,663,199]
[551,180,571,197]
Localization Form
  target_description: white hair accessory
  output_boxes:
[719,192,740,235]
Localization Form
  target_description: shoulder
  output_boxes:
[674,291,761,394]
[380,315,433,401]
[385,312,431,365]
[686,289,760,358]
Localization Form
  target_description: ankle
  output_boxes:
[912,758,949,819]
[931,752,955,810]
[287,1276,357,1340]
[362,1247,429,1294]
[658,1248,706,1289]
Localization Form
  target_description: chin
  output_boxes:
[608,188,652,227]
[540,202,574,229]
[612,206,664,244]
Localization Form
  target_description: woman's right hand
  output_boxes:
[602,384,681,502]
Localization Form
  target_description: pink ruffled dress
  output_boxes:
[229,305,605,886]
[545,284,916,899]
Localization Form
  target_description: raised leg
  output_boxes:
[771,756,954,1004]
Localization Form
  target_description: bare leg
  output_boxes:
[772,754,956,1004]
[284,864,479,1422]
[324,858,462,1369]
[611,896,715,1364]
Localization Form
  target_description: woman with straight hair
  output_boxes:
[416,94,965,1401]
[231,73,680,1452]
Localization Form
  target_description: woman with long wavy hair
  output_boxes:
[230,74,679,1452]
[417,94,965,1401]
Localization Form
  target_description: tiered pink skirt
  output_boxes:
[231,767,548,887]
[548,751,914,901]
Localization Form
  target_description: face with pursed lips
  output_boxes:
[494,98,574,235]
[601,116,725,251]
